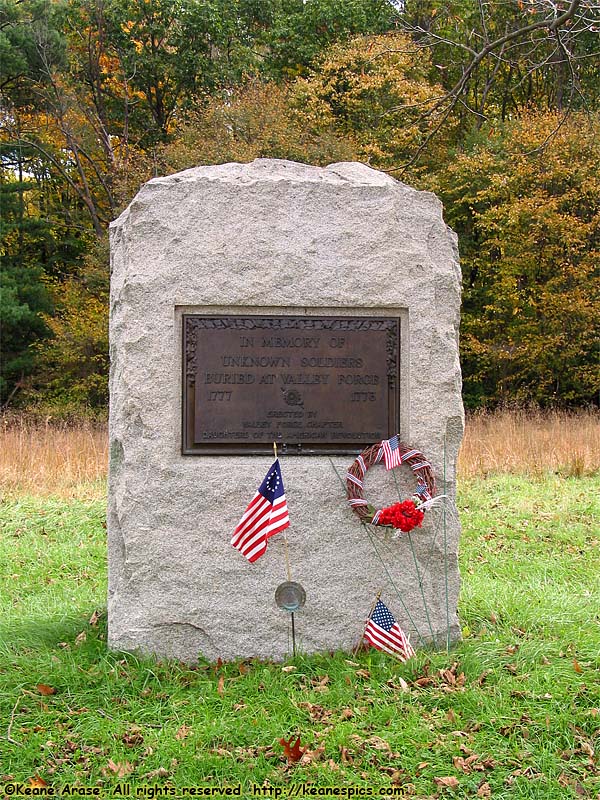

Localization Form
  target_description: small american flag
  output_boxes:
[381,435,402,470]
[231,460,289,563]
[364,599,415,661]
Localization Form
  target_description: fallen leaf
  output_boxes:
[365,735,391,752]
[280,735,304,764]
[477,781,491,797]
[414,676,434,688]
[28,776,48,788]
[579,740,595,758]
[142,767,169,779]
[281,665,296,673]
[340,745,353,764]
[75,631,87,646]
[573,658,583,674]
[453,754,483,773]
[300,745,325,765]
[89,610,100,627]
[36,684,56,696]
[446,709,457,724]
[298,702,332,723]
[311,675,330,693]
[217,675,225,696]
[434,776,459,790]
[355,669,370,679]
[175,724,191,741]
[339,708,354,720]
[122,726,144,746]
[104,759,133,778]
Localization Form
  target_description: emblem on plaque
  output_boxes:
[281,388,304,407]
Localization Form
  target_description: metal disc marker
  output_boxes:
[275,581,306,612]
[275,581,306,656]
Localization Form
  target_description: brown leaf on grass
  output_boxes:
[298,702,333,723]
[281,665,296,673]
[573,658,583,674]
[558,773,586,796]
[89,610,100,627]
[504,663,518,675]
[299,745,325,766]
[434,776,459,790]
[175,724,191,741]
[446,709,457,724]
[340,745,353,764]
[279,736,304,764]
[578,740,595,758]
[365,736,391,752]
[28,776,48,788]
[355,669,370,679]
[339,707,354,720]
[453,755,480,773]
[413,676,434,688]
[217,675,225,696]
[121,726,144,747]
[387,677,410,693]
[477,781,491,797]
[142,767,169,779]
[311,675,330,693]
[75,631,87,646]
[36,684,56,696]
[477,671,490,686]
[104,759,133,778]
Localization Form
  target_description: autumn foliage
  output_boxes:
[1,2,599,411]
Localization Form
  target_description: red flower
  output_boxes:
[378,500,424,532]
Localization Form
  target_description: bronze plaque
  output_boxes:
[182,315,400,455]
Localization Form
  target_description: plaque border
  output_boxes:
[182,314,401,456]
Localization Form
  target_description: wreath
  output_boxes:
[346,437,437,532]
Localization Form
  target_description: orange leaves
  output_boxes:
[279,735,305,764]
[36,684,56,696]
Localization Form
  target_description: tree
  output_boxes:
[159,79,355,171]
[291,31,451,171]
[388,0,600,169]
[431,110,600,407]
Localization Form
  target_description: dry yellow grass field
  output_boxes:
[0,409,598,497]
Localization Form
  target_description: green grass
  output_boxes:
[1,476,599,799]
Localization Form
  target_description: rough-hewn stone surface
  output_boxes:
[108,159,463,662]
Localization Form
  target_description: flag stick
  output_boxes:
[274,441,292,582]
[353,588,383,655]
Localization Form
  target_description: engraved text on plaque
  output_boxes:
[183,316,400,454]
